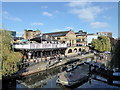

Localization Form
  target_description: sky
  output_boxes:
[2,2,118,38]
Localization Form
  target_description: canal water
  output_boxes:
[16,56,120,89]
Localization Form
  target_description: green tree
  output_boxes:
[1,29,22,76]
[110,40,120,69]
[91,36,111,52]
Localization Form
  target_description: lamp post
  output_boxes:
[41,34,43,44]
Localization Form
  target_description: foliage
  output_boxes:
[91,36,111,52]
[1,29,22,76]
[82,49,86,52]
[110,40,120,69]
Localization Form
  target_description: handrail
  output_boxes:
[14,43,67,49]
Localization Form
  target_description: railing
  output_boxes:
[14,43,67,49]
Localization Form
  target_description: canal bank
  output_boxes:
[16,61,120,89]
[20,53,94,76]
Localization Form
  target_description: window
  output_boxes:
[82,39,85,42]
[57,37,60,40]
[63,41,65,43]
[76,39,81,42]
[68,49,72,53]
[74,48,77,53]
[79,48,81,51]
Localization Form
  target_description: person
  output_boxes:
[45,57,47,62]
[89,77,92,85]
[69,72,72,77]
[49,60,51,65]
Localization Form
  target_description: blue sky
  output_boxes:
[2,2,118,38]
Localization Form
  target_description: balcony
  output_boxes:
[14,43,67,50]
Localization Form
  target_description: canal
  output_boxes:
[15,56,120,89]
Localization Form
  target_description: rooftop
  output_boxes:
[43,30,70,37]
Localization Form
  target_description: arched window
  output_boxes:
[68,49,72,53]
[74,48,77,53]
[79,48,81,51]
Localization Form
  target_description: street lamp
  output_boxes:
[40,34,43,44]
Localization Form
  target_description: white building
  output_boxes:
[97,32,112,38]
[87,34,98,45]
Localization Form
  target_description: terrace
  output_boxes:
[14,43,67,50]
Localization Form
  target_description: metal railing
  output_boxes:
[14,43,67,49]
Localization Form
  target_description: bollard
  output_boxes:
[107,71,113,84]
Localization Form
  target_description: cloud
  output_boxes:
[67,2,103,22]
[42,10,59,17]
[103,16,112,20]
[41,6,48,9]
[5,17,22,22]
[42,12,53,16]
[49,27,74,33]
[90,22,109,28]
[3,11,22,22]
[3,11,9,15]
[49,29,66,33]
[67,2,91,8]
[65,27,73,30]
[16,32,24,35]
[31,22,44,26]
[53,10,59,14]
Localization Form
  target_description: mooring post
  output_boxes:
[107,70,113,84]
[94,67,97,79]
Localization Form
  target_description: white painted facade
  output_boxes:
[87,34,98,45]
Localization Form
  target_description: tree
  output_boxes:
[110,40,120,69]
[1,29,22,76]
[91,36,111,52]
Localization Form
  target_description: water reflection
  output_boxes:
[16,56,119,88]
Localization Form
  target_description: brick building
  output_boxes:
[75,30,87,46]
[23,29,41,40]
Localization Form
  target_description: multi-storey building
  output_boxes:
[14,34,67,61]
[23,29,41,40]
[43,30,76,47]
[97,32,112,38]
[75,30,87,46]
[14,29,89,62]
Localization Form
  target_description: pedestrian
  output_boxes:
[89,77,92,84]
[70,72,72,77]
[49,60,51,65]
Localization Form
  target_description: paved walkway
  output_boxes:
[21,53,94,76]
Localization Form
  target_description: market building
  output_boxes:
[14,29,89,62]
[43,30,76,47]
[14,34,67,62]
